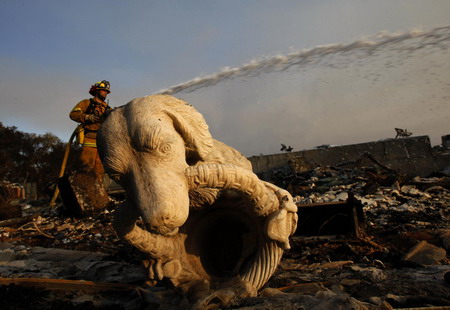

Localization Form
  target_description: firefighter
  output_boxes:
[69,80,112,179]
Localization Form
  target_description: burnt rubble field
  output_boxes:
[0,159,449,309]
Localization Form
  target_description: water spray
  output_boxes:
[158,26,450,95]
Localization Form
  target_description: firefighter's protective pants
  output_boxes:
[79,137,104,177]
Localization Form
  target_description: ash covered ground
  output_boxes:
[0,162,449,309]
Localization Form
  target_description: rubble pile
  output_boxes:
[0,201,142,261]
[269,159,449,235]
[0,159,449,309]
[257,160,449,308]
[0,182,24,221]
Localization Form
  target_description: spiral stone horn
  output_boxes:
[113,163,297,292]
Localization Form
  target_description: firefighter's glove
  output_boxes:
[85,114,100,124]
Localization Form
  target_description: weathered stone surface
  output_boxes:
[96,95,298,303]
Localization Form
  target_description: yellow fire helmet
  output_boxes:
[89,80,111,96]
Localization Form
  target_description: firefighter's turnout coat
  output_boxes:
[70,98,112,175]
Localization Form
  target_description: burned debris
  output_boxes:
[1,136,449,309]
[0,182,23,222]
[253,148,450,308]
[57,172,111,217]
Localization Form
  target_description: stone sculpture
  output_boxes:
[97,94,297,307]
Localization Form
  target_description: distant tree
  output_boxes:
[0,122,79,198]
[0,123,25,182]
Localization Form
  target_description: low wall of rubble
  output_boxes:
[249,136,450,179]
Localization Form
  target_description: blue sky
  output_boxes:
[1,0,450,156]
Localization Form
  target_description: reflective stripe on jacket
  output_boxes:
[82,141,97,148]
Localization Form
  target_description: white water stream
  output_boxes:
[159,27,450,156]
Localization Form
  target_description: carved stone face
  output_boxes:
[98,97,191,235]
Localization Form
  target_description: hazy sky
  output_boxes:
[1,0,450,156]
